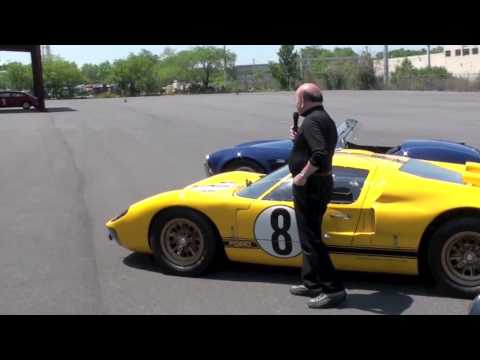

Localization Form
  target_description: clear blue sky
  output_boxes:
[0,45,432,66]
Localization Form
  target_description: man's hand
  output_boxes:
[289,126,298,141]
[293,173,307,186]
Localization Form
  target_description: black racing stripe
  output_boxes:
[222,238,418,258]
[327,246,417,258]
[223,238,416,252]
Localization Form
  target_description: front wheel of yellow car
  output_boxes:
[428,217,480,298]
[150,209,220,276]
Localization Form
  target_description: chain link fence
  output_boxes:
[229,61,480,93]
[383,74,480,91]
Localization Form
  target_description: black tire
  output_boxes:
[150,208,220,276]
[22,102,31,110]
[428,217,480,298]
[223,159,265,173]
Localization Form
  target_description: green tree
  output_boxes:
[111,59,131,95]
[300,45,334,60]
[81,63,100,83]
[377,48,428,59]
[347,52,377,89]
[189,46,236,89]
[390,57,452,90]
[0,68,8,90]
[43,56,84,98]
[160,47,176,59]
[269,62,287,89]
[81,61,112,85]
[111,50,161,96]
[331,47,357,57]
[416,66,450,78]
[3,62,33,90]
[97,61,113,85]
[300,46,371,90]
[271,45,300,90]
[391,58,416,84]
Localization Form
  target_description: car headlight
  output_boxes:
[111,208,128,222]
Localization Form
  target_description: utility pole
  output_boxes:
[223,45,227,88]
[41,45,51,59]
[427,45,431,68]
[299,52,304,82]
[384,45,389,87]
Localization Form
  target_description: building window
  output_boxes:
[463,49,470,56]
[455,49,461,56]
[445,50,451,57]
[473,48,479,55]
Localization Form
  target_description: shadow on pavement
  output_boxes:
[123,252,450,313]
[0,107,76,114]
[123,252,299,285]
[338,291,414,315]
[46,107,77,113]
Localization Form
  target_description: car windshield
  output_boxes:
[400,159,463,184]
[236,166,290,199]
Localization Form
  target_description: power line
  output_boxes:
[384,45,389,86]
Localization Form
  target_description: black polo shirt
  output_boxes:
[288,105,338,177]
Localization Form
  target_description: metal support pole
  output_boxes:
[31,46,46,112]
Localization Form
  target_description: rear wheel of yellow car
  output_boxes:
[150,209,219,276]
[428,217,480,298]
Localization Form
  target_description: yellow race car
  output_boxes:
[106,150,480,297]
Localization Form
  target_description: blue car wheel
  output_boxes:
[223,159,266,173]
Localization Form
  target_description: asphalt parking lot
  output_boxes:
[1,90,479,314]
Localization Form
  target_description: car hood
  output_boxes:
[184,171,264,195]
[235,139,293,149]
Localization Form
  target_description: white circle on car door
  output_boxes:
[254,205,301,258]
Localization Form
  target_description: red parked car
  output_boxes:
[0,91,39,110]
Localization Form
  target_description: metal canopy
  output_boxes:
[0,45,46,111]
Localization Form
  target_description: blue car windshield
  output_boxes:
[400,159,463,184]
[237,166,290,199]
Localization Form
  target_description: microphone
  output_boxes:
[292,112,299,132]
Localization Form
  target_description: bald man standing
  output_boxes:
[288,83,347,309]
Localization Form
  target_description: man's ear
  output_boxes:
[297,91,304,111]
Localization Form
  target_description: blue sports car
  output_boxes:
[204,119,480,175]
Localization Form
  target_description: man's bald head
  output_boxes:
[295,83,323,115]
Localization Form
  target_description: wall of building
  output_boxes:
[374,45,480,79]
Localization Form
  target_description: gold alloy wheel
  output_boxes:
[160,218,205,267]
[441,231,480,287]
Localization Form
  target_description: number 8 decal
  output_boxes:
[254,206,302,258]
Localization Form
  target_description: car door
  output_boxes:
[0,92,12,107]
[235,166,374,261]
[16,92,29,107]
[324,167,373,248]
[0,92,9,107]
[9,92,23,107]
